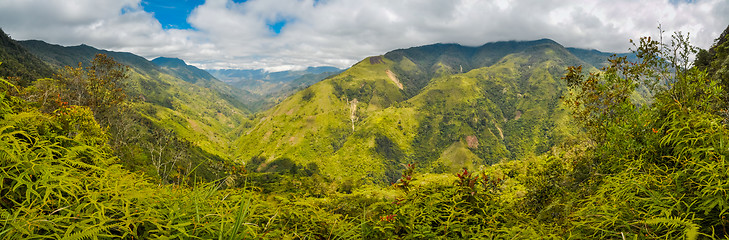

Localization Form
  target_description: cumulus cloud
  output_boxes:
[0,0,210,59]
[1,0,727,71]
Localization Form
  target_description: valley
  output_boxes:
[207,67,342,111]
[2,22,729,238]
[235,39,594,184]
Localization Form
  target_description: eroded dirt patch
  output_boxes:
[465,135,479,149]
[495,124,504,140]
[369,56,384,64]
[386,69,403,89]
[349,98,358,131]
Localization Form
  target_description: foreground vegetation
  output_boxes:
[2,28,729,239]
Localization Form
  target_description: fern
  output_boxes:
[642,216,699,240]
[62,224,114,240]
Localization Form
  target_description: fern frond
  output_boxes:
[62,224,114,240]
[642,216,699,240]
[0,75,19,92]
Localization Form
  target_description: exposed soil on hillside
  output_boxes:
[465,135,479,148]
[495,124,504,140]
[385,69,404,89]
[369,56,384,64]
[349,98,358,131]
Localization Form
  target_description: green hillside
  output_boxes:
[0,29,55,86]
[235,39,602,184]
[16,40,251,181]
[4,27,729,238]
[235,56,405,181]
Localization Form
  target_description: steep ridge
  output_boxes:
[0,29,55,86]
[17,40,251,178]
[235,39,613,184]
[234,56,404,178]
[384,39,569,97]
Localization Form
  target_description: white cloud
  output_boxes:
[1,0,727,71]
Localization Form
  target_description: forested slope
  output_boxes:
[0,30,55,86]
[3,32,253,182]
[2,28,727,238]
[235,39,601,183]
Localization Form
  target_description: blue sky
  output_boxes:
[141,0,205,29]
[140,0,702,31]
[1,0,727,71]
[142,0,287,34]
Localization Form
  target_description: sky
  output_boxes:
[0,0,727,71]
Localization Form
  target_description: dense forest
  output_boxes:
[2,23,729,239]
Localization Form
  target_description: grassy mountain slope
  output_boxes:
[17,40,251,178]
[236,39,600,184]
[0,29,55,86]
[234,56,403,179]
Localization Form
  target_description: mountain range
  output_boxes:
[0,31,252,179]
[234,39,624,184]
[0,28,634,184]
[9,24,729,239]
[0,32,55,86]
[207,67,342,111]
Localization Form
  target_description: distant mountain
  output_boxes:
[16,40,251,179]
[0,29,55,86]
[235,39,623,184]
[152,57,217,84]
[150,56,252,111]
[207,66,342,111]
[566,47,637,69]
[210,66,340,84]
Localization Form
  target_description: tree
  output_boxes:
[36,54,129,124]
[146,128,189,184]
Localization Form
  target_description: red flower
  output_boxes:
[380,214,397,222]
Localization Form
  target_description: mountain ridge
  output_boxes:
[152,57,218,84]
[19,40,161,77]
[12,38,252,180]
[207,66,342,111]
[234,38,615,183]
[0,29,55,86]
